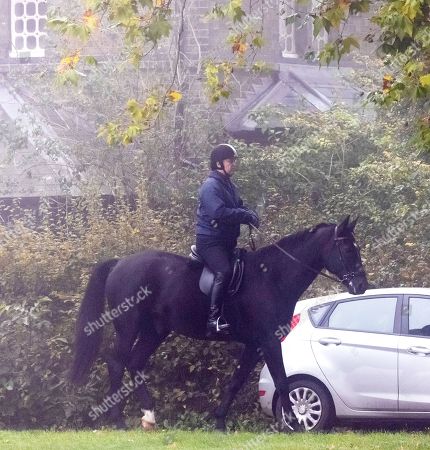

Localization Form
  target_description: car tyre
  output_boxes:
[275,379,334,432]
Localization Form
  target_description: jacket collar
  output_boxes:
[208,170,231,185]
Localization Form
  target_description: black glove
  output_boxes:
[247,210,260,229]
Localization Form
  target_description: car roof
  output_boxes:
[294,287,430,314]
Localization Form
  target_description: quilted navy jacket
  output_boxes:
[196,170,253,244]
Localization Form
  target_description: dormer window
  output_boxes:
[10,0,47,58]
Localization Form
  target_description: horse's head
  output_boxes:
[322,216,368,295]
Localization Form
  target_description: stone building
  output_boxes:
[0,0,372,200]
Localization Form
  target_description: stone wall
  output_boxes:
[0,2,11,61]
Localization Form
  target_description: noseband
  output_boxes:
[333,225,363,285]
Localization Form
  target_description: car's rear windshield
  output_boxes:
[308,303,332,326]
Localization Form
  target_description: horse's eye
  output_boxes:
[344,245,356,254]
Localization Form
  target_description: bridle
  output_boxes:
[332,225,363,285]
[248,224,362,286]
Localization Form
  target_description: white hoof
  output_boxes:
[141,410,156,431]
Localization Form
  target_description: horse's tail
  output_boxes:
[70,258,119,385]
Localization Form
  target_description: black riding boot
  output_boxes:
[206,272,230,337]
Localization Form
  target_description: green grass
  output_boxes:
[1,430,430,450]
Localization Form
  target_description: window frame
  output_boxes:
[401,295,430,339]
[315,294,402,335]
[9,0,47,59]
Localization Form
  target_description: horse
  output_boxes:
[70,215,368,431]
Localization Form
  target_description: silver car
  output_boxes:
[258,288,430,431]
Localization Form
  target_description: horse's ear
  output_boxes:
[337,215,351,234]
[348,215,359,232]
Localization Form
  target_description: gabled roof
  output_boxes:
[0,77,78,198]
[224,64,365,133]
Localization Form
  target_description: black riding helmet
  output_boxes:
[210,144,238,170]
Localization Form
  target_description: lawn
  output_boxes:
[1,429,430,450]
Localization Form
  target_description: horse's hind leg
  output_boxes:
[214,344,261,431]
[127,330,168,429]
[104,331,138,429]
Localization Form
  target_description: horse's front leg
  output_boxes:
[261,336,299,431]
[214,344,261,431]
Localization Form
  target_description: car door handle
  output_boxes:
[407,346,430,355]
[318,337,341,346]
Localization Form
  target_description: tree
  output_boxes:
[48,0,430,149]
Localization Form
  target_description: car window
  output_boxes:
[408,297,430,337]
[309,303,332,326]
[327,297,398,334]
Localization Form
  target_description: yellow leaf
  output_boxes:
[153,0,167,7]
[83,10,99,30]
[419,74,430,87]
[167,90,182,102]
[57,51,80,73]
[145,96,159,108]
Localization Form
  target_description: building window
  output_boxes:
[279,2,298,58]
[311,0,328,53]
[10,0,47,58]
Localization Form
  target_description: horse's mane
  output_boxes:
[279,222,333,247]
[254,222,333,256]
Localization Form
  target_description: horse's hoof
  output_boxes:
[141,419,156,431]
[215,419,227,432]
[141,410,156,431]
[113,419,127,430]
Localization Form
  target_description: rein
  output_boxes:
[248,223,352,285]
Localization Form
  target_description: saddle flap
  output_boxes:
[196,247,246,297]
[199,267,214,296]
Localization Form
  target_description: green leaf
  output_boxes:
[85,0,103,9]
[145,17,172,43]
[313,16,324,37]
[342,36,360,53]
[137,0,154,7]
[252,35,264,48]
[85,55,98,65]
[403,17,414,37]
[47,17,69,29]
[350,0,371,14]
[323,5,346,28]
[284,13,299,26]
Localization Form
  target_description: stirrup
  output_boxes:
[216,317,230,332]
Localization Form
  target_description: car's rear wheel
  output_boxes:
[275,379,334,432]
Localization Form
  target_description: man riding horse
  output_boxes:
[70,142,368,430]
[196,144,260,336]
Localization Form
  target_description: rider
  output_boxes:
[196,143,260,337]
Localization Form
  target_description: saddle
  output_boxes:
[189,245,246,296]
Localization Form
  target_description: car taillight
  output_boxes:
[279,314,301,342]
[290,313,300,331]
[258,390,266,397]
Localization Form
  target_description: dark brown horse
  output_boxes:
[70,216,367,430]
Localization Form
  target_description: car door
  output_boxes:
[398,295,430,411]
[310,296,400,411]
